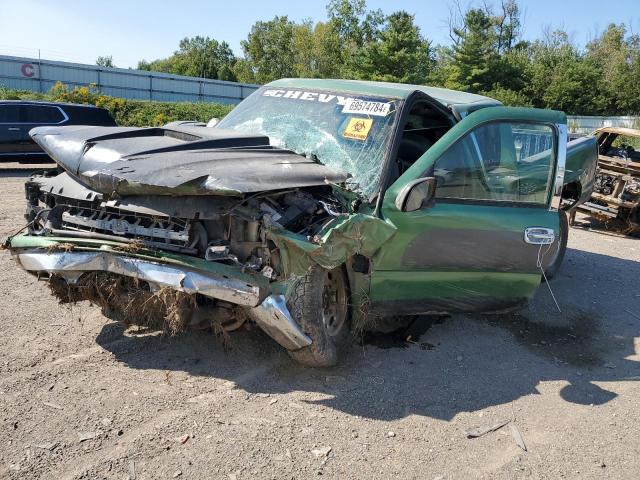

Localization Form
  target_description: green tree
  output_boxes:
[240,16,297,83]
[480,45,529,106]
[348,11,432,84]
[586,24,640,114]
[327,0,383,48]
[291,21,316,78]
[326,0,384,76]
[541,58,602,114]
[482,44,528,97]
[241,16,343,81]
[121,0,640,115]
[306,21,344,78]
[232,58,256,83]
[428,45,454,86]
[137,36,235,80]
[217,64,237,82]
[440,1,528,96]
[96,56,115,68]
[617,54,640,115]
[513,29,603,114]
[522,30,580,110]
[492,0,521,54]
[482,84,532,107]
[445,8,495,92]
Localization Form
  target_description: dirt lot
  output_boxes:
[0,166,638,480]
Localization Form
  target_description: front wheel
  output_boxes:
[286,265,351,367]
[543,210,569,279]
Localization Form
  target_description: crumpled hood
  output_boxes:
[30,124,348,196]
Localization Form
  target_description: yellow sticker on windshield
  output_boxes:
[343,117,373,141]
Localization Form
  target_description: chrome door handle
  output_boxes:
[524,227,555,245]
[7,127,20,131]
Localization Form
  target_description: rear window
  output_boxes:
[0,105,21,123]
[22,105,65,123]
[67,106,116,126]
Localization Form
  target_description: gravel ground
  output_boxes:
[0,167,638,479]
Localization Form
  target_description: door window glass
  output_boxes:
[0,105,21,122]
[22,105,65,123]
[432,122,556,204]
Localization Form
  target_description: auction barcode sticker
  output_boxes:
[342,98,391,117]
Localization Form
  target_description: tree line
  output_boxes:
[115,0,640,116]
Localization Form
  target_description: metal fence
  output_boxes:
[513,128,553,160]
[0,54,259,105]
[567,115,639,134]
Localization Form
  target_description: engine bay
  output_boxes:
[25,172,347,280]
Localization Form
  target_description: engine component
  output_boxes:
[594,172,616,196]
[205,245,237,263]
[624,177,640,198]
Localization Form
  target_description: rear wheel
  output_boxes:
[543,210,568,279]
[286,265,350,367]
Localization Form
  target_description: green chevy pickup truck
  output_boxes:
[4,79,597,367]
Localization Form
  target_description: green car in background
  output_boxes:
[4,79,598,367]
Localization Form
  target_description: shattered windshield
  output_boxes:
[217,86,400,196]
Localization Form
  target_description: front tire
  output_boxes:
[286,265,350,367]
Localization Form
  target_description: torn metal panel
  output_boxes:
[30,125,348,196]
[249,295,312,350]
[31,171,104,202]
[15,250,263,306]
[8,233,267,287]
[12,244,313,352]
[267,213,397,276]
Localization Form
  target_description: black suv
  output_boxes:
[0,101,116,162]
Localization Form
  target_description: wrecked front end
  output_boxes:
[589,155,640,229]
[576,128,640,230]
[11,175,341,351]
[6,124,394,354]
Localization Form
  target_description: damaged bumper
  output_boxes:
[9,237,312,351]
[16,250,262,306]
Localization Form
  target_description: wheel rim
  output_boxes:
[321,269,347,337]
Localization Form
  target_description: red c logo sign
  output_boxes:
[21,64,35,77]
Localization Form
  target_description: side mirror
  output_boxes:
[207,118,220,128]
[395,177,436,212]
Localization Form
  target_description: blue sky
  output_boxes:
[0,0,638,68]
